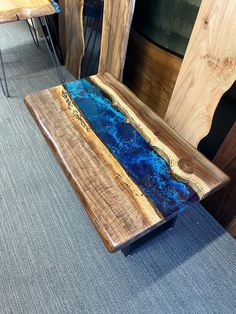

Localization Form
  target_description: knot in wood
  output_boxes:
[178,159,194,174]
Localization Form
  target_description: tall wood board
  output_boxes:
[59,0,84,78]
[98,0,136,81]
[165,0,236,147]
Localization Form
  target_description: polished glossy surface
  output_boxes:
[64,79,199,218]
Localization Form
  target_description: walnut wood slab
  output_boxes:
[99,0,136,80]
[0,0,59,24]
[165,0,236,147]
[61,0,84,79]
[24,73,229,252]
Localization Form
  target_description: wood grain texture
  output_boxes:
[58,0,90,77]
[165,0,236,147]
[90,73,229,200]
[63,0,84,78]
[98,0,136,81]
[0,0,57,23]
[124,30,182,118]
[24,83,163,252]
[203,122,236,238]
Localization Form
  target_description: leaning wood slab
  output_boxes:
[24,73,229,252]
[0,0,60,24]
[98,0,136,80]
[165,0,236,147]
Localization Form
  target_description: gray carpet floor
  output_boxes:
[0,21,236,314]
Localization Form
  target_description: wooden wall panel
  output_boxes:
[165,0,236,147]
[98,0,136,81]
[203,122,236,238]
[124,30,182,118]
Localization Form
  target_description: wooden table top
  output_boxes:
[24,72,229,252]
[0,0,60,24]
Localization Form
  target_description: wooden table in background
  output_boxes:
[0,0,57,23]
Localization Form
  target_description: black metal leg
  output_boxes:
[121,215,178,257]
[46,16,63,64]
[26,18,39,47]
[122,245,132,258]
[165,215,178,229]
[37,16,64,83]
[0,49,9,97]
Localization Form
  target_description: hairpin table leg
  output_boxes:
[0,49,9,97]
[26,18,39,47]
[122,215,178,257]
[37,16,64,83]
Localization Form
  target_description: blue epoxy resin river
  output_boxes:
[63,79,198,218]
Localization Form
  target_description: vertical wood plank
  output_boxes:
[59,0,84,79]
[203,122,236,238]
[98,0,136,81]
[165,0,236,147]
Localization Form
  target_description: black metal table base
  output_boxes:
[122,216,178,257]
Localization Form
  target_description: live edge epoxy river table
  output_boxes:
[24,72,229,254]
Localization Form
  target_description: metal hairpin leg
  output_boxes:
[37,16,64,83]
[26,18,39,47]
[0,49,9,97]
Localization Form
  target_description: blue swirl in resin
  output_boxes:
[50,0,61,13]
[63,79,198,218]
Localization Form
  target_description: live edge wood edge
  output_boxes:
[24,72,229,252]
[23,103,167,252]
[91,73,229,199]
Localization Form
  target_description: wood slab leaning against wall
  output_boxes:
[59,0,84,78]
[98,0,136,81]
[59,0,136,80]
[165,0,236,148]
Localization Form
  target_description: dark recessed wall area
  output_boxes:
[199,85,236,160]
[132,0,200,57]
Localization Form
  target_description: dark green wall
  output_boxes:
[133,0,200,56]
